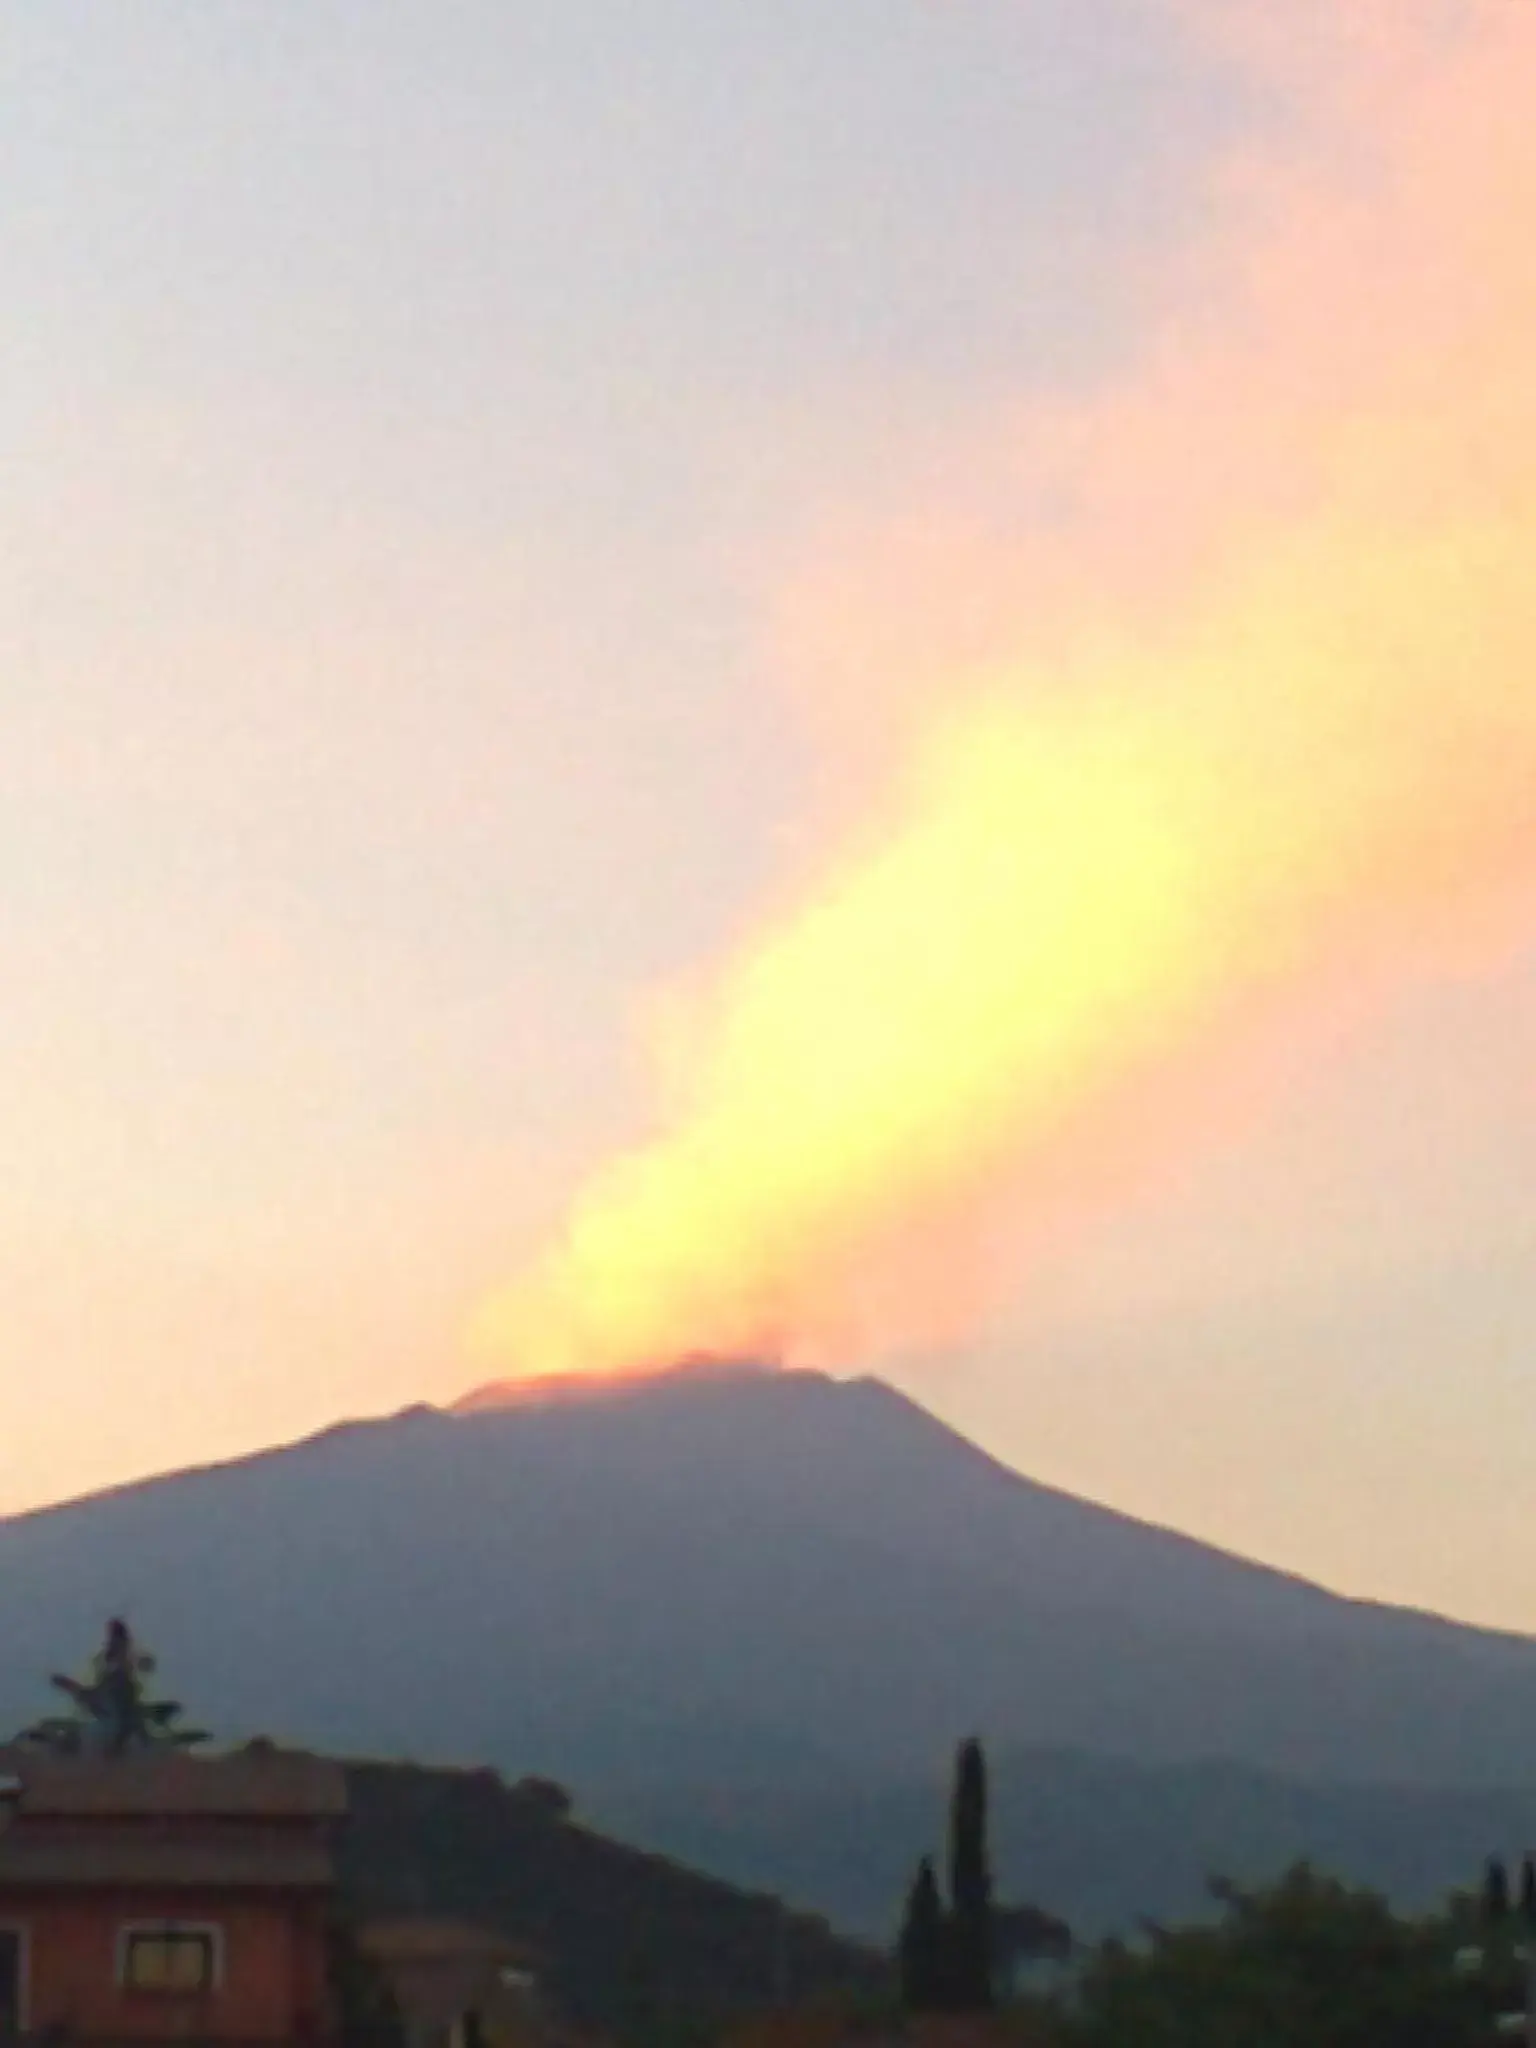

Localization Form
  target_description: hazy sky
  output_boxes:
[3,3,1533,1630]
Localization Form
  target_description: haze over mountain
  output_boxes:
[4,1363,1536,1932]
[599,1743,1536,1944]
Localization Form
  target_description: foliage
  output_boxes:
[1067,1865,1491,2048]
[338,1762,885,2041]
[509,1775,575,1821]
[949,1738,995,2010]
[993,1904,1073,1980]
[899,1740,1064,2015]
[899,1858,948,2011]
[20,1617,208,1756]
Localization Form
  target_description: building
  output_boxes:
[0,1740,346,2039]
[358,1918,551,2048]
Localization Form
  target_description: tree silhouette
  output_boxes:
[897,1857,947,2012]
[1073,1865,1490,2048]
[947,1736,994,2010]
[1484,1856,1511,1927]
[20,1618,208,1756]
[896,1739,1002,2012]
[993,1901,1073,1990]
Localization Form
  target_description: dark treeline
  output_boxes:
[893,1740,1536,2048]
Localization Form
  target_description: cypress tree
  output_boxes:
[1485,1855,1511,1926]
[897,1857,947,2012]
[947,1737,994,2010]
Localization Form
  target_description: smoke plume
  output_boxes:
[471,1,1536,1388]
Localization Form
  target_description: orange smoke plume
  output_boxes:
[471,1,1536,1388]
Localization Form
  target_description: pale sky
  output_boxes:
[3,3,1533,1631]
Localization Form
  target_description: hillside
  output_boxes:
[338,1761,882,2031]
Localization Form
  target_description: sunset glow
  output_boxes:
[471,2,1536,1390]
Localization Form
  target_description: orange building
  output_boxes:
[0,1742,346,2040]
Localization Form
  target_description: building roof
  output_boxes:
[359,1918,543,2032]
[0,1833,335,1889]
[360,1918,537,1965]
[0,1744,346,1819]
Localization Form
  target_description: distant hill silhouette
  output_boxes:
[4,1363,1536,1933]
[590,1744,1536,1941]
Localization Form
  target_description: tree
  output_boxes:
[947,1736,994,2010]
[993,1902,1073,1995]
[1485,1856,1511,1927]
[894,1736,1059,2015]
[509,1775,574,1821]
[898,1858,947,2012]
[1071,1865,1489,2048]
[20,1618,208,1756]
[1519,1855,1535,1927]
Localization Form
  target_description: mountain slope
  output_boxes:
[338,1760,882,2028]
[590,1744,1536,1941]
[1,1364,1534,1797]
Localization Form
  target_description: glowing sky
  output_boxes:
[3,1,1534,1630]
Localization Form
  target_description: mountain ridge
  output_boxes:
[1,1365,1534,1796]
[7,1364,1522,1651]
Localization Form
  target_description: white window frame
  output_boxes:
[0,1922,30,2031]
[116,1920,226,1995]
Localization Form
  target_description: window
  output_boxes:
[120,1927,217,1992]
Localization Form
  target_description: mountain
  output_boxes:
[4,1362,1536,1933]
